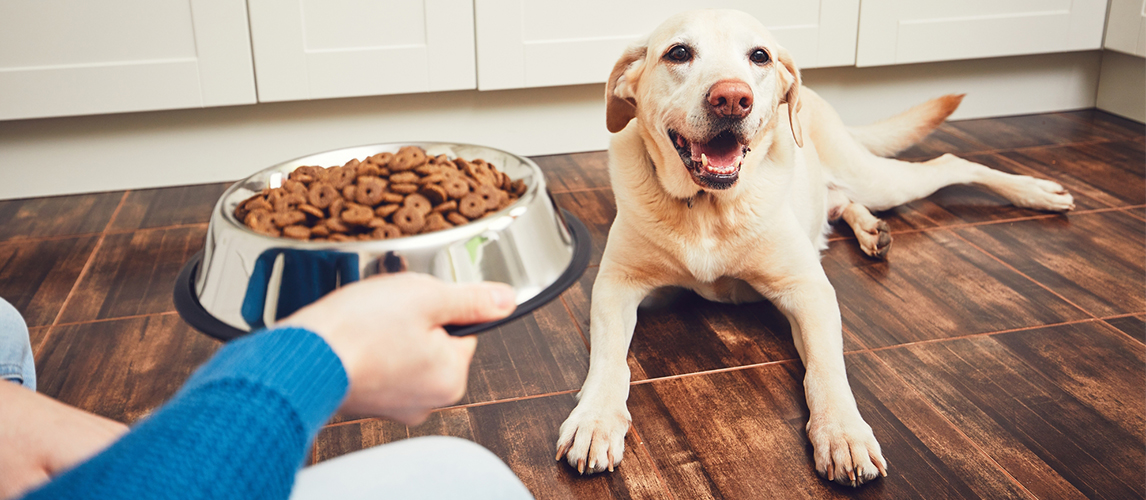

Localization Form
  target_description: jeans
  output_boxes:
[0,296,35,390]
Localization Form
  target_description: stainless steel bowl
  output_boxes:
[174,142,590,340]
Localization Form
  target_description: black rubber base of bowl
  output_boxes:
[174,210,591,342]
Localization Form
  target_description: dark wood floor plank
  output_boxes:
[457,297,589,405]
[0,236,98,327]
[897,110,1142,161]
[109,182,231,231]
[822,229,1088,348]
[315,394,672,500]
[628,358,1033,499]
[552,188,615,267]
[1000,139,1145,208]
[948,112,1132,152]
[57,225,206,323]
[956,211,1145,317]
[34,314,220,423]
[532,151,611,193]
[1105,314,1145,343]
[314,419,408,464]
[1058,109,1145,140]
[0,191,123,242]
[877,322,1146,500]
[563,267,811,382]
[28,326,48,354]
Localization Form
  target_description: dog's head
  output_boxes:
[607,10,802,198]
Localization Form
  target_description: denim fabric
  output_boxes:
[0,296,35,390]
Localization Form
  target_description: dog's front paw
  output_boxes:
[807,413,888,487]
[556,403,631,474]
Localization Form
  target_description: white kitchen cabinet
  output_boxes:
[474,0,860,91]
[0,0,256,121]
[247,0,476,102]
[1104,0,1146,56]
[855,0,1108,67]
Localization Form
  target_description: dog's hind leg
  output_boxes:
[807,89,1073,215]
[828,188,892,259]
[838,153,1075,214]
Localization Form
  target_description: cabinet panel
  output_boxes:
[1105,0,1146,57]
[475,1,859,91]
[856,0,1108,67]
[248,0,476,102]
[0,0,256,121]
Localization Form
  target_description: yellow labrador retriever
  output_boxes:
[555,9,1074,487]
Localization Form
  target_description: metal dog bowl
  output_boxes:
[174,142,590,341]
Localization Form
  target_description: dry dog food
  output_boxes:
[234,146,528,241]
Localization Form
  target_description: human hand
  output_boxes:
[278,272,515,425]
[0,383,129,500]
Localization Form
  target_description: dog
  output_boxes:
[554,9,1074,487]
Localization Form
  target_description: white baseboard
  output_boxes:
[0,51,1104,200]
[1096,50,1146,123]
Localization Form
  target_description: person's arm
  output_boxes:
[20,326,346,500]
[17,273,514,500]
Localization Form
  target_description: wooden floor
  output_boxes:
[2,110,1142,499]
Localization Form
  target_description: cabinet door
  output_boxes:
[248,0,476,102]
[474,1,859,91]
[856,0,1108,67]
[1105,0,1146,57]
[0,0,255,121]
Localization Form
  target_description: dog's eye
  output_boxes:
[750,49,770,65]
[665,45,692,63]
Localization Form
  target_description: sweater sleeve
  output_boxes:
[21,326,349,500]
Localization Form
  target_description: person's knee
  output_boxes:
[292,436,533,500]
[0,298,27,333]
[0,297,33,390]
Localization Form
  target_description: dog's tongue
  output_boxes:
[690,133,742,175]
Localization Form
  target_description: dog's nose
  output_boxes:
[707,80,753,118]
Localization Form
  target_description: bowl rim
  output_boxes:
[215,141,547,249]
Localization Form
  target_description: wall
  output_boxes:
[1096,50,1146,123]
[0,51,1104,200]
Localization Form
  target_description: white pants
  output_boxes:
[291,436,534,500]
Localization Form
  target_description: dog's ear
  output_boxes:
[776,47,804,148]
[606,42,647,133]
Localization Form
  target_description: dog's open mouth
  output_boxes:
[668,129,749,190]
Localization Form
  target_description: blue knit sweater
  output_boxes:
[22,327,348,500]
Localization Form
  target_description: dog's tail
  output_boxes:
[848,94,964,157]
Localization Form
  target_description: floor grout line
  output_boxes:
[50,311,180,329]
[1097,313,1146,345]
[629,358,800,386]
[1123,205,1146,222]
[104,222,210,236]
[857,317,1108,355]
[549,186,613,195]
[102,189,132,231]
